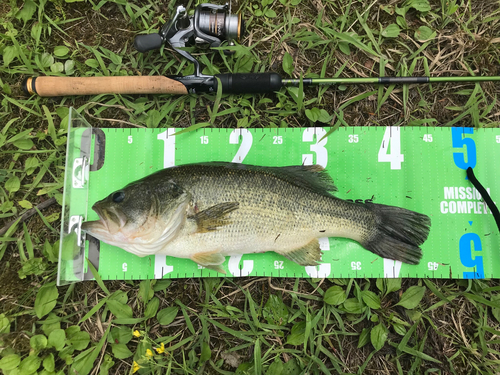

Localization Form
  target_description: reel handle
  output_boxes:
[22,76,188,97]
[134,34,163,53]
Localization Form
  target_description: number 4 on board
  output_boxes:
[378,127,404,170]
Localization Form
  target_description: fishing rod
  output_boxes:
[22,3,500,97]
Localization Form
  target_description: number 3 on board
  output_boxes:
[378,127,404,169]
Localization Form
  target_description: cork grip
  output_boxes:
[23,76,189,97]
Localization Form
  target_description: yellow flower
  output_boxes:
[146,349,154,358]
[155,342,165,354]
[132,361,141,373]
[133,330,141,338]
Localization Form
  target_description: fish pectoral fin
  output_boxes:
[191,251,226,274]
[192,202,239,233]
[277,239,322,266]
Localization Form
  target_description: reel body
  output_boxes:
[134,4,244,79]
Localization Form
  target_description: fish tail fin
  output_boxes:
[361,203,431,264]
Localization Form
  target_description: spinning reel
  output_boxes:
[134,3,245,77]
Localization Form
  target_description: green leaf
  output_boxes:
[111,343,133,359]
[3,46,17,66]
[50,62,64,73]
[263,294,288,326]
[406,309,422,321]
[361,290,381,309]
[396,286,426,309]
[286,321,306,346]
[54,46,70,57]
[381,24,401,38]
[65,60,75,75]
[407,0,431,12]
[19,354,42,374]
[99,354,115,375]
[386,279,402,294]
[40,53,54,68]
[357,327,371,348]
[70,324,110,375]
[415,26,436,42]
[282,52,293,76]
[87,259,110,295]
[5,176,20,193]
[138,280,154,303]
[0,313,11,334]
[200,341,211,363]
[317,109,332,123]
[267,358,284,374]
[43,353,55,372]
[145,109,161,128]
[70,331,90,350]
[380,4,395,14]
[491,294,500,323]
[264,8,277,17]
[157,306,179,325]
[396,16,408,29]
[16,0,37,23]
[30,334,48,351]
[370,323,388,351]
[35,283,59,319]
[85,59,99,68]
[144,297,160,318]
[324,286,347,306]
[392,322,407,336]
[343,298,365,314]
[338,42,351,55]
[19,200,33,209]
[110,326,133,344]
[106,300,133,319]
[305,107,321,122]
[41,313,61,336]
[48,329,66,350]
[0,354,21,371]
[153,280,172,292]
[31,22,42,43]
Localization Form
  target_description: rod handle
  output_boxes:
[22,76,188,97]
[215,72,282,94]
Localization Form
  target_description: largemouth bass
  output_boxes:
[82,162,431,273]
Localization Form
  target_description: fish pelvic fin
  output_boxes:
[192,202,239,233]
[277,238,322,266]
[361,203,431,264]
[191,251,226,274]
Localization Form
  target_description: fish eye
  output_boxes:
[112,191,125,203]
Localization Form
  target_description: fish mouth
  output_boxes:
[82,204,127,235]
[81,205,109,235]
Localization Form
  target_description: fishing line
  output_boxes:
[466,167,500,233]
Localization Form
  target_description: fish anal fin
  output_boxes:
[278,239,322,266]
[191,251,226,274]
[193,202,239,233]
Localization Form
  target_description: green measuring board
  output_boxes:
[58,110,500,284]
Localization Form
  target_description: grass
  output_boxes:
[1,0,500,374]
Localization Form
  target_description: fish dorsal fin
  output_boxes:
[192,202,239,233]
[277,238,322,266]
[197,162,337,198]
